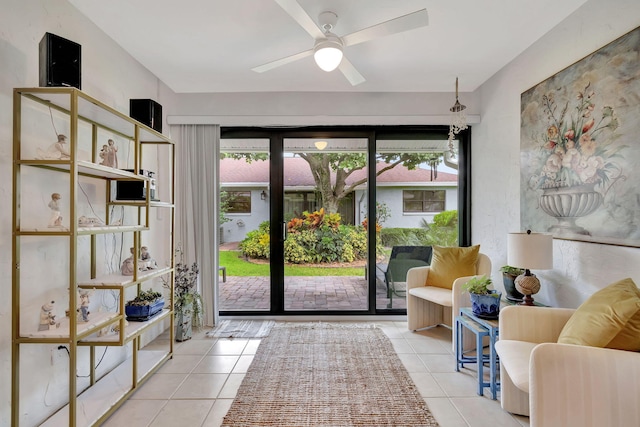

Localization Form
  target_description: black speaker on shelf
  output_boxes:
[116,169,157,201]
[39,32,82,89]
[130,99,162,133]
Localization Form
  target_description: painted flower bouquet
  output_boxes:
[529,82,623,190]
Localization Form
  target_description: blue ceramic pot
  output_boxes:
[125,298,165,321]
[470,291,501,319]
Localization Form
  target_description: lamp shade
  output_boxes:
[507,231,553,270]
[313,37,343,72]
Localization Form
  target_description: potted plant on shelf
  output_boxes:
[500,265,525,303]
[164,248,203,342]
[125,289,165,321]
[462,275,502,319]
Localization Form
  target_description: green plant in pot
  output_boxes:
[462,275,502,319]
[125,289,164,321]
[163,248,203,342]
[500,265,525,302]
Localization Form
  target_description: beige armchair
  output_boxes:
[406,253,492,332]
[495,305,640,426]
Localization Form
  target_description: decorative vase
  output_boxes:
[539,183,602,235]
[175,301,193,342]
[502,273,524,303]
[469,291,502,319]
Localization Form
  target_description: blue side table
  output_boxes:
[455,307,500,399]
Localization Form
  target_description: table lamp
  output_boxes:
[507,230,553,306]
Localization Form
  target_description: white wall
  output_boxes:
[0,1,177,425]
[473,0,640,307]
[374,187,458,229]
[222,190,270,243]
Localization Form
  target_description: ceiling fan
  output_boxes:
[252,0,429,86]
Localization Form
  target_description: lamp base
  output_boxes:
[519,294,536,306]
[514,271,541,307]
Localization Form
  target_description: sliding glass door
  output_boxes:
[218,126,470,316]
[283,137,369,311]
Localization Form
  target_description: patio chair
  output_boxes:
[377,246,433,307]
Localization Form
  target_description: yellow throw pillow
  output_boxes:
[425,245,480,289]
[557,278,640,351]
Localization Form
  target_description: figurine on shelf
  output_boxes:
[77,289,93,323]
[139,246,158,270]
[98,144,108,165]
[99,139,118,168]
[78,216,103,227]
[36,134,71,160]
[38,301,59,331]
[48,193,63,227]
[121,247,136,276]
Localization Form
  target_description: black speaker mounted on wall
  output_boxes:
[39,32,82,89]
[130,99,163,133]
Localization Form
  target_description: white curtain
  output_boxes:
[174,124,220,326]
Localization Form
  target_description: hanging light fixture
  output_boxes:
[314,140,328,150]
[448,77,468,147]
[314,11,344,72]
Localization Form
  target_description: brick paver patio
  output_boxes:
[219,275,407,311]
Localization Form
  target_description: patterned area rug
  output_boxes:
[206,320,275,338]
[222,322,439,426]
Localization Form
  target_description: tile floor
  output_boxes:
[104,320,529,427]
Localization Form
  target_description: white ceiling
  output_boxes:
[68,0,588,94]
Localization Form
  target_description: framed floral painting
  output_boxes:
[520,26,640,247]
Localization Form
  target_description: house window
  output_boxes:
[403,190,445,212]
[226,191,251,213]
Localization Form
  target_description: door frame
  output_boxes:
[219,125,471,316]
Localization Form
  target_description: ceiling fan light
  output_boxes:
[313,38,343,72]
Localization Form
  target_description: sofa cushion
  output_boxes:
[494,340,537,392]
[557,278,640,351]
[408,286,453,306]
[425,245,480,289]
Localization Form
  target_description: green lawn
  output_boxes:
[219,251,364,277]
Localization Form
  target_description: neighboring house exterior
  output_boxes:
[220,157,458,243]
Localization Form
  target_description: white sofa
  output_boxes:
[406,253,492,332]
[495,305,640,427]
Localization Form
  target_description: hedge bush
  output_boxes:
[240,210,371,264]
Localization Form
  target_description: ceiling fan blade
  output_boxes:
[252,49,314,73]
[342,8,428,47]
[274,0,325,39]
[339,58,366,86]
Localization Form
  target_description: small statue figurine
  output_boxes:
[48,193,63,227]
[39,301,59,331]
[37,134,71,160]
[77,289,93,323]
[99,139,118,168]
[98,144,108,164]
[78,216,103,227]
[121,247,135,276]
[139,246,157,270]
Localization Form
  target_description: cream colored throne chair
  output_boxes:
[495,278,640,427]
[406,245,492,338]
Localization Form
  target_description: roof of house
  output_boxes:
[220,157,457,187]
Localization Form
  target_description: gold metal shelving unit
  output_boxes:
[12,87,175,427]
